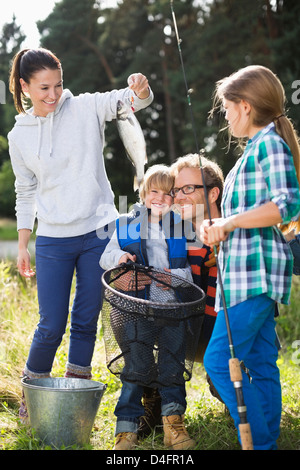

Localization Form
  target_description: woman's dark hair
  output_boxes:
[9,48,61,113]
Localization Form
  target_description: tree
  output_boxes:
[0,159,15,217]
[0,16,25,137]
[0,17,25,218]
[267,0,300,130]
[37,0,110,94]
[170,0,278,174]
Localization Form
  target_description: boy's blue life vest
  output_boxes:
[116,203,188,269]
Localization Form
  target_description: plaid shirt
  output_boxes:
[215,123,300,311]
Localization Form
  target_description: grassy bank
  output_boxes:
[0,219,18,241]
[0,261,299,450]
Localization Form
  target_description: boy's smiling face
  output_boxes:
[144,186,173,220]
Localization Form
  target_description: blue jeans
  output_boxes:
[118,316,186,386]
[204,294,281,450]
[114,381,186,435]
[26,229,112,374]
[114,316,187,435]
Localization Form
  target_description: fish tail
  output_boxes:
[134,175,143,192]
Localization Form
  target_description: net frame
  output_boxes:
[102,262,205,311]
[101,262,205,386]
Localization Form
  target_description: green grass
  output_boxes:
[0,218,37,241]
[0,219,18,241]
[0,261,299,451]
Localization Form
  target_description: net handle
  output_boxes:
[121,261,177,292]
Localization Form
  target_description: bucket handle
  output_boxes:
[95,384,107,398]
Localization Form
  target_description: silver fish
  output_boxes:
[116,100,147,191]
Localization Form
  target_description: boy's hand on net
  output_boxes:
[155,268,171,290]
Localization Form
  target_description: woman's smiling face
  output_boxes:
[20,67,63,117]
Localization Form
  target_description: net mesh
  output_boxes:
[101,262,205,387]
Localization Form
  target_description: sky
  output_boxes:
[0,0,118,49]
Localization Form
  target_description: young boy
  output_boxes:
[100,164,195,450]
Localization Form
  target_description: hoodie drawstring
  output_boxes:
[49,112,54,157]
[36,113,54,158]
[36,116,42,159]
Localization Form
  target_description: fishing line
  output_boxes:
[169,0,253,450]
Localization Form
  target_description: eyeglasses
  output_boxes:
[170,184,205,197]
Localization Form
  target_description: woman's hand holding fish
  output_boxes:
[127,73,150,99]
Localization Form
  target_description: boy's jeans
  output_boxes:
[114,313,187,435]
[115,380,186,435]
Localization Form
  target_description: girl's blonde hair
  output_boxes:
[139,164,174,203]
[211,65,300,233]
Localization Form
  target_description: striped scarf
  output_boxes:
[188,245,217,317]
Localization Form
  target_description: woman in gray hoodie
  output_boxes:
[8,48,153,422]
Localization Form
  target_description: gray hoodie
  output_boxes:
[8,87,153,237]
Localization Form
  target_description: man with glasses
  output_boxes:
[170,153,224,362]
[138,153,224,437]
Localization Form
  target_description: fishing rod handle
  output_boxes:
[239,423,253,450]
[229,357,242,382]
[230,358,254,450]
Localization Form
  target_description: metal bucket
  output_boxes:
[21,377,107,448]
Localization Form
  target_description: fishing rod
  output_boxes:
[169,0,253,450]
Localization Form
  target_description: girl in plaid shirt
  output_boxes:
[201,65,300,450]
